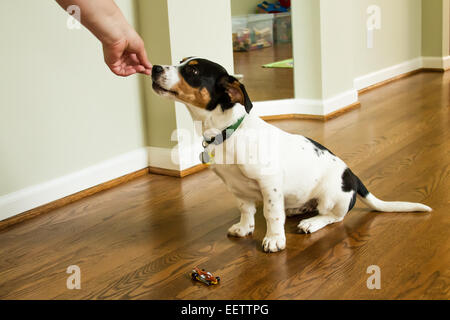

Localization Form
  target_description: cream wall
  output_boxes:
[351,0,422,79]
[320,0,355,99]
[0,0,146,196]
[291,0,323,100]
[291,0,423,101]
[291,0,356,105]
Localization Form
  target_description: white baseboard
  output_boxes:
[0,148,149,222]
[444,56,450,70]
[0,144,205,221]
[147,146,180,171]
[323,89,358,115]
[148,144,203,171]
[252,89,358,117]
[353,57,423,91]
[422,55,450,70]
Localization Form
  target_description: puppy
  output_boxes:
[151,57,431,253]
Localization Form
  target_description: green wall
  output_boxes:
[0,0,146,195]
[230,0,260,16]
[423,0,444,56]
[422,0,449,57]
[137,0,178,149]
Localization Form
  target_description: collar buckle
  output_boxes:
[201,115,245,148]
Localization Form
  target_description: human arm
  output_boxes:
[55,0,152,76]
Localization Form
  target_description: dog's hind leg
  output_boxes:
[285,198,319,217]
[228,197,256,237]
[297,196,348,234]
[297,214,343,234]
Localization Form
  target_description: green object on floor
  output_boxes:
[262,58,293,68]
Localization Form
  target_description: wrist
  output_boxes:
[88,10,131,46]
[101,15,131,46]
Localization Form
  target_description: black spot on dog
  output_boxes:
[357,177,369,197]
[341,168,357,193]
[313,147,322,157]
[342,168,370,211]
[302,198,319,213]
[348,191,357,211]
[273,188,277,192]
[305,137,335,156]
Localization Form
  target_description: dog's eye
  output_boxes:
[186,66,199,76]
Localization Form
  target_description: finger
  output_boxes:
[109,64,125,77]
[110,62,136,77]
[141,68,152,75]
[127,53,141,65]
[134,65,146,73]
[121,56,145,73]
[136,47,152,69]
[125,64,140,75]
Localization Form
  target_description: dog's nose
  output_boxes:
[152,65,164,80]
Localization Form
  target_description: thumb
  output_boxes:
[135,45,152,70]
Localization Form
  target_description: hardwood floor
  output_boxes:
[0,71,449,300]
[234,43,294,101]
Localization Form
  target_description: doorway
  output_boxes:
[230,0,294,102]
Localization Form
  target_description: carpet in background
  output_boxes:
[262,58,293,68]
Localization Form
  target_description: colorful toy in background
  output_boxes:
[233,28,251,51]
[233,27,273,51]
[257,1,291,13]
[251,26,273,50]
[232,1,292,52]
[273,12,291,43]
[232,14,274,52]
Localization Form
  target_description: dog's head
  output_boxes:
[151,57,252,113]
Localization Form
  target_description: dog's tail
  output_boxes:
[354,174,432,212]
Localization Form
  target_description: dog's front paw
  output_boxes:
[227,223,254,237]
[262,234,286,253]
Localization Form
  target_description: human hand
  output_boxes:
[102,28,152,77]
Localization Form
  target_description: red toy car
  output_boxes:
[191,267,220,286]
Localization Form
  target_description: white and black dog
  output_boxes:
[151,57,431,253]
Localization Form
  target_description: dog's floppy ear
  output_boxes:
[217,75,253,113]
[179,56,194,64]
